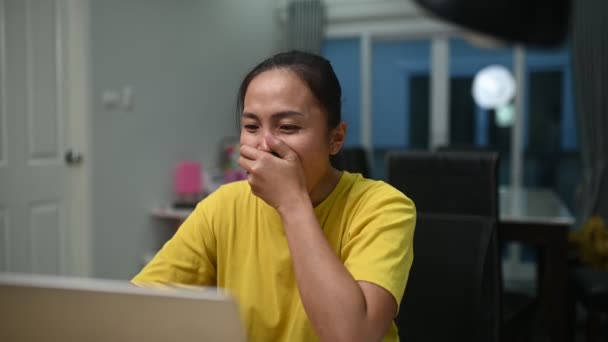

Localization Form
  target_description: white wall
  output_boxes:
[90,0,282,279]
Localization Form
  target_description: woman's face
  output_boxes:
[240,68,341,193]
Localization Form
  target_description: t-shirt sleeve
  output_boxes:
[341,185,416,312]
[131,195,218,287]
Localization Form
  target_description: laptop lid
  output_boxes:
[0,273,246,342]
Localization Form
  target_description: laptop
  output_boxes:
[0,273,247,342]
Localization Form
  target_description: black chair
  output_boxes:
[570,267,608,341]
[387,150,499,217]
[397,213,501,342]
[386,150,536,342]
[331,147,370,178]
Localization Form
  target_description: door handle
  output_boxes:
[65,149,84,166]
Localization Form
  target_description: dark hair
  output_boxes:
[236,50,342,129]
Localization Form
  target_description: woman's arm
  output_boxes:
[239,135,397,342]
[279,196,397,342]
[132,199,217,286]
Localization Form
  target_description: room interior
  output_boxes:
[0,0,606,341]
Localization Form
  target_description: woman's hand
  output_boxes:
[238,134,308,210]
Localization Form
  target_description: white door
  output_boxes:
[0,0,91,276]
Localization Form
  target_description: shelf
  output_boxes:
[150,206,192,221]
[145,206,194,266]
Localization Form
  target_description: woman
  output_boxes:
[133,51,415,342]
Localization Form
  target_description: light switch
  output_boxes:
[122,85,134,111]
[101,89,120,110]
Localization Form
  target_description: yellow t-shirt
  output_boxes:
[133,171,415,341]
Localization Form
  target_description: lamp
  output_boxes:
[472,65,516,128]
[472,65,515,110]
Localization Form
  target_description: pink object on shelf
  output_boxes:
[174,161,202,195]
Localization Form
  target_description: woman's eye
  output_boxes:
[243,124,259,132]
[280,125,299,133]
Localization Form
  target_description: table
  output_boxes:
[498,186,575,342]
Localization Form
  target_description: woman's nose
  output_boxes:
[257,132,272,152]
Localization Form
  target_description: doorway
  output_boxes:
[0,0,92,276]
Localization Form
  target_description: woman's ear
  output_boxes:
[329,121,347,155]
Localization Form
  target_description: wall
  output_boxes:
[90,0,282,279]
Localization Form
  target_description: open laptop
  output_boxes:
[0,273,247,342]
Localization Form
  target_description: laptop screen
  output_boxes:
[0,273,246,342]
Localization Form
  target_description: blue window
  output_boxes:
[372,39,431,148]
[322,39,361,147]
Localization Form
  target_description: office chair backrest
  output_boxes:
[396,213,501,342]
[386,150,499,218]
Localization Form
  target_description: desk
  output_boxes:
[151,206,191,221]
[143,207,192,264]
[499,187,575,342]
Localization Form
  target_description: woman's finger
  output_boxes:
[238,156,254,173]
[240,144,260,161]
[265,135,297,160]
